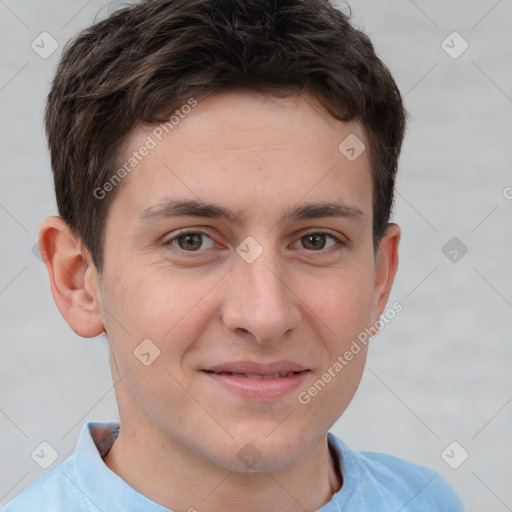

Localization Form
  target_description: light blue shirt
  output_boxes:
[2,421,465,511]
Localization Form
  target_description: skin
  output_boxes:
[40,90,400,512]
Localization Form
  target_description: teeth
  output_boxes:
[218,371,297,379]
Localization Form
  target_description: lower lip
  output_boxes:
[202,371,310,401]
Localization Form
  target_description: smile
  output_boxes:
[206,370,301,379]
[201,369,310,400]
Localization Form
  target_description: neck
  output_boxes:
[102,419,342,512]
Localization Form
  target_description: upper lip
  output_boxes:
[202,361,310,375]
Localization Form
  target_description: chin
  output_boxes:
[212,449,305,474]
[216,426,312,473]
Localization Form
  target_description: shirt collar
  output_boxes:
[72,421,170,511]
[71,421,355,511]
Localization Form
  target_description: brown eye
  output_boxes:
[177,233,203,250]
[165,231,216,252]
[298,232,340,251]
[302,233,325,250]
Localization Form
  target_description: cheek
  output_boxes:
[300,262,375,340]
[99,266,217,424]
[101,263,219,361]
[296,268,372,423]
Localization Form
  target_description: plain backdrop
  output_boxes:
[1,1,511,510]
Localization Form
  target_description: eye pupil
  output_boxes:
[302,233,326,250]
[178,234,202,250]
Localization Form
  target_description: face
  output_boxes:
[92,90,397,472]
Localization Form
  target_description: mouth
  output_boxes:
[202,370,305,379]
[200,365,310,401]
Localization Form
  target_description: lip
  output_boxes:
[203,360,309,375]
[201,360,310,401]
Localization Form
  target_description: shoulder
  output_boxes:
[359,450,464,508]
[328,434,465,511]
[2,457,88,512]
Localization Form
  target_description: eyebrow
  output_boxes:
[137,198,365,226]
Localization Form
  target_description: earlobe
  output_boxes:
[371,223,401,325]
[39,216,105,338]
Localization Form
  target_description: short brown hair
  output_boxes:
[45,0,407,273]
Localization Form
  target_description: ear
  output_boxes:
[370,223,401,326]
[38,216,105,338]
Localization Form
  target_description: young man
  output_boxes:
[4,0,465,510]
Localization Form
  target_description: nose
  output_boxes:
[221,245,300,344]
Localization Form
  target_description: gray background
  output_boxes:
[1,0,511,510]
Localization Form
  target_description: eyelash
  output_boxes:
[163,229,345,254]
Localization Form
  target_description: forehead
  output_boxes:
[109,90,373,226]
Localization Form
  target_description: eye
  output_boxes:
[296,232,342,251]
[164,231,216,252]
[163,229,343,254]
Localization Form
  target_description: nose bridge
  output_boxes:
[222,239,299,342]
